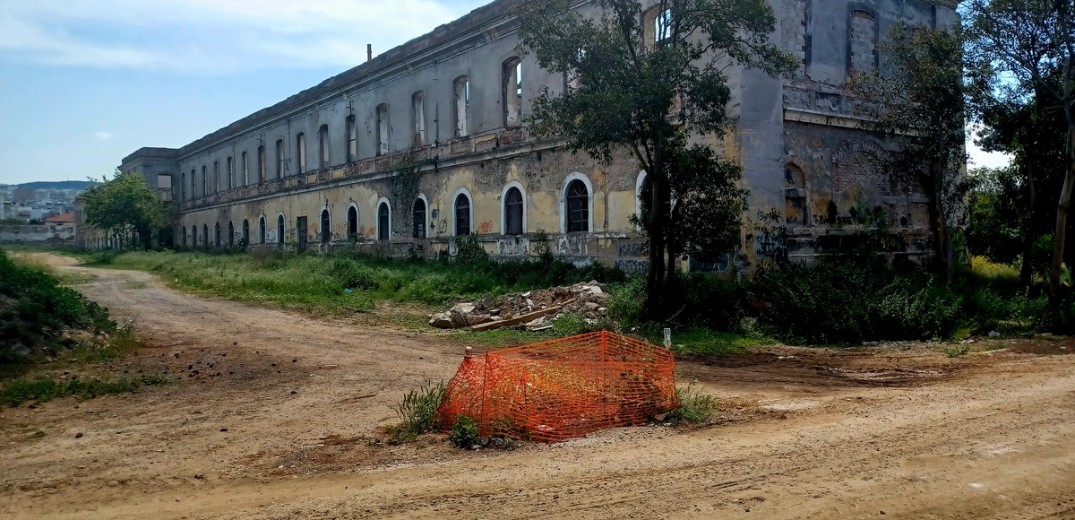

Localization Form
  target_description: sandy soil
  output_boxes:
[2,253,1074,519]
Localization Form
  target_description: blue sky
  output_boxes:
[0,0,1008,185]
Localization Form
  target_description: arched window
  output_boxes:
[318,124,329,168]
[455,193,471,236]
[241,152,249,186]
[504,187,524,235]
[227,221,235,247]
[259,216,266,245]
[412,198,427,239]
[191,225,197,247]
[202,224,209,249]
[213,161,220,193]
[242,219,250,246]
[377,202,391,241]
[453,76,470,137]
[191,169,196,199]
[296,132,307,173]
[320,209,331,243]
[346,115,357,162]
[347,206,358,239]
[566,179,589,232]
[503,58,522,128]
[277,214,285,245]
[201,166,207,197]
[216,222,222,247]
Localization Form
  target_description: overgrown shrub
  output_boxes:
[454,234,489,265]
[1,374,172,406]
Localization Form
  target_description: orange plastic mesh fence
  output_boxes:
[436,330,677,443]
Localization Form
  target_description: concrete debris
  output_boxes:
[428,282,612,331]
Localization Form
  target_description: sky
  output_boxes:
[0,0,1009,186]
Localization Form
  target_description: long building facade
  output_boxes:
[113,0,959,275]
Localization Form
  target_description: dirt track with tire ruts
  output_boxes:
[2,253,1074,519]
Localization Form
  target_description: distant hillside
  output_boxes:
[1,181,94,191]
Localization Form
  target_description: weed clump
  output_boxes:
[1,374,172,407]
[389,380,446,443]
[449,415,481,449]
[665,384,717,424]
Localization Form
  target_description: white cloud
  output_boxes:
[0,0,484,73]
[94,131,114,140]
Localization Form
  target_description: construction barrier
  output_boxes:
[436,330,677,443]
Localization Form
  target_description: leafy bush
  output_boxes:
[454,234,489,265]
[392,380,446,442]
[666,384,717,424]
[0,249,115,362]
[449,414,481,449]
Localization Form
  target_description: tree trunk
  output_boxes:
[1048,124,1075,310]
[1020,165,1037,289]
[927,163,951,284]
[645,139,674,318]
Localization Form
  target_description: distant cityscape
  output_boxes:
[0,181,93,223]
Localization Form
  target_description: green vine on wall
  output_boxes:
[393,154,435,204]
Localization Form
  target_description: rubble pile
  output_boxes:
[428,281,612,331]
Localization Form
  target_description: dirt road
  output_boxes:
[2,254,1074,519]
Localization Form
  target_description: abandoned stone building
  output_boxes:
[108,0,959,274]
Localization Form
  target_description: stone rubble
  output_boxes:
[428,281,611,330]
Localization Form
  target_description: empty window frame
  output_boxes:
[241,152,249,186]
[259,216,266,244]
[201,166,207,197]
[504,186,524,235]
[296,132,307,174]
[257,145,266,183]
[318,124,329,168]
[242,220,250,245]
[191,169,196,199]
[346,115,358,162]
[203,224,209,249]
[275,139,285,178]
[655,8,673,44]
[503,58,522,128]
[192,225,197,247]
[228,221,234,247]
[226,156,234,190]
[566,179,589,232]
[320,209,331,243]
[453,76,470,137]
[377,202,391,241]
[277,214,285,245]
[347,206,358,239]
[215,222,222,247]
[412,198,426,239]
[376,104,390,156]
[180,172,186,200]
[455,193,471,236]
[412,91,426,147]
[213,161,220,193]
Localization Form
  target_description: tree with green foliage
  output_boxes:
[81,171,169,251]
[851,22,969,284]
[516,0,794,315]
[964,0,1075,310]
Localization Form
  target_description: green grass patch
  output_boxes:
[0,374,173,407]
[65,249,625,319]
